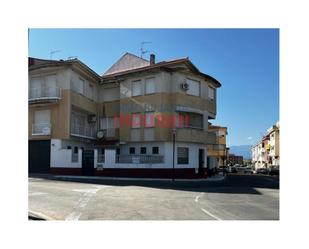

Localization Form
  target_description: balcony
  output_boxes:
[32,123,51,136]
[29,86,61,104]
[116,155,164,164]
[70,123,96,139]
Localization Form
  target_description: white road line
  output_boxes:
[200,208,222,220]
[29,192,48,196]
[194,193,204,202]
[65,186,107,221]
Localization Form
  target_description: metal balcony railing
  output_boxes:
[32,123,51,135]
[29,86,61,101]
[70,123,96,139]
[116,155,164,164]
[103,128,116,138]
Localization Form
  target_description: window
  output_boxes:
[74,146,78,154]
[208,87,215,100]
[145,77,155,94]
[78,78,85,94]
[45,75,56,88]
[186,79,200,96]
[101,148,105,154]
[34,110,51,125]
[140,147,147,154]
[67,146,71,150]
[132,114,141,128]
[116,148,120,155]
[181,112,203,129]
[152,147,159,154]
[129,147,135,154]
[88,84,94,100]
[145,112,155,127]
[132,80,142,96]
[177,147,189,164]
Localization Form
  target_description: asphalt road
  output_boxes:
[28,174,279,220]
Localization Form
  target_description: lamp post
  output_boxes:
[172,128,176,182]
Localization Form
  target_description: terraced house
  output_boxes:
[28,53,221,178]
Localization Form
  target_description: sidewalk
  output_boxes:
[29,173,226,183]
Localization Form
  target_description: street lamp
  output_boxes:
[171,128,177,182]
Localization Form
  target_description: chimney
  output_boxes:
[150,53,155,65]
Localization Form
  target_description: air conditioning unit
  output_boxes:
[88,114,97,123]
[181,82,190,91]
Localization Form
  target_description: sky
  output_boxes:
[29,29,279,146]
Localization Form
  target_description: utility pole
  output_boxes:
[172,129,176,182]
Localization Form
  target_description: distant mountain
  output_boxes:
[229,145,251,159]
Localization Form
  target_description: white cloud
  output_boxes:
[247,136,252,140]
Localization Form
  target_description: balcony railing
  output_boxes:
[70,123,96,139]
[103,128,116,138]
[32,123,51,135]
[116,155,164,164]
[29,86,61,102]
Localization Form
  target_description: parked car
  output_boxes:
[218,166,232,173]
[244,166,254,174]
[268,166,279,176]
[231,166,238,173]
[255,168,268,174]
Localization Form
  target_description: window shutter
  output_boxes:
[145,78,155,94]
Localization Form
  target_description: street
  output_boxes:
[29,174,279,220]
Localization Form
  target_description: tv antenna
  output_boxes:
[140,41,152,58]
[50,50,61,59]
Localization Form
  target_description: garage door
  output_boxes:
[29,140,51,174]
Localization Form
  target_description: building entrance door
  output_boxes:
[82,149,94,176]
[198,149,205,176]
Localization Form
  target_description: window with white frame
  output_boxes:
[132,113,141,128]
[145,112,155,127]
[132,80,142,96]
[208,86,215,100]
[186,79,200,96]
[145,77,156,94]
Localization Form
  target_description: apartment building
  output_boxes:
[251,121,280,169]
[207,125,228,169]
[227,154,244,165]
[28,53,221,178]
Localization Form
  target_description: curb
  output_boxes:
[51,174,227,183]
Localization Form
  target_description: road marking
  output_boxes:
[65,211,82,221]
[194,193,204,202]
[29,192,48,196]
[66,186,108,221]
[200,208,222,220]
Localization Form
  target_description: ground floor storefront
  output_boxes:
[29,139,213,178]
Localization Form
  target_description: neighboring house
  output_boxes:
[227,154,244,165]
[28,53,221,178]
[267,122,280,166]
[28,57,101,175]
[251,121,280,169]
[207,125,228,169]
